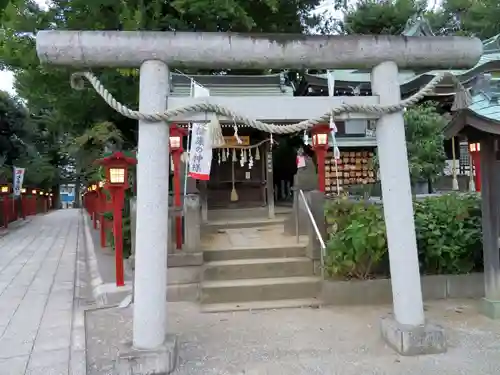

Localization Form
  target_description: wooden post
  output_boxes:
[173,151,183,249]
[266,143,275,219]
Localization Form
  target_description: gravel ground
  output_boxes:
[86,299,500,375]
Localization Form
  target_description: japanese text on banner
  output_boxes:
[13,167,25,197]
[188,82,212,180]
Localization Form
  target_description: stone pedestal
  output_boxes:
[115,335,178,374]
[481,298,500,319]
[380,316,447,356]
[283,157,318,236]
[183,194,201,253]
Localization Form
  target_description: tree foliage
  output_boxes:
[0,90,58,187]
[329,0,500,39]
[404,103,447,183]
[0,0,327,193]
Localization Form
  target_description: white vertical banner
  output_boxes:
[327,70,341,193]
[13,167,25,197]
[188,82,213,180]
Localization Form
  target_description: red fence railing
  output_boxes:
[0,190,53,229]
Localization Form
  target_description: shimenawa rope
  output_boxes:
[70,71,471,141]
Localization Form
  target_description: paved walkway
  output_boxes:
[0,209,84,375]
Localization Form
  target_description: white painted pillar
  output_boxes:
[133,60,170,349]
[371,61,425,326]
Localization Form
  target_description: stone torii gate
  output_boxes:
[36,31,482,373]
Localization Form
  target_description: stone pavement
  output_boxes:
[87,299,500,375]
[0,209,86,375]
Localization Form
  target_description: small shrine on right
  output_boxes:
[444,73,500,318]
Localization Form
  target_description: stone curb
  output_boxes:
[82,211,132,307]
[320,273,485,306]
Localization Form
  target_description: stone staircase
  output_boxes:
[200,213,321,313]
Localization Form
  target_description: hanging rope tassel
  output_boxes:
[230,159,238,202]
[255,147,260,160]
[451,80,472,111]
[469,154,476,192]
[208,115,225,147]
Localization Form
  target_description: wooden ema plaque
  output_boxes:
[324,149,377,193]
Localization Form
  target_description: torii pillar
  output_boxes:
[36,31,482,371]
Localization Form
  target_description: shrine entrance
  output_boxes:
[205,128,301,210]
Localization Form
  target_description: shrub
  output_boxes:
[414,193,482,275]
[325,193,483,279]
[325,197,387,279]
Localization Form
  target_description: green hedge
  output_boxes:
[324,193,483,279]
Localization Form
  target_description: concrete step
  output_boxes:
[203,217,286,232]
[203,244,307,262]
[201,276,321,305]
[201,298,321,313]
[207,207,291,221]
[203,257,313,281]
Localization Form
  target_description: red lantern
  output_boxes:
[311,125,330,192]
[95,152,137,287]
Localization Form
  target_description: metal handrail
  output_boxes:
[294,189,326,279]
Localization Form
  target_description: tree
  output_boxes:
[0,0,328,196]
[404,103,447,185]
[329,0,500,39]
[0,90,58,188]
[341,0,426,35]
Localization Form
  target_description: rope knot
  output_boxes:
[450,74,472,111]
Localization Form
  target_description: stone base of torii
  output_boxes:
[36,31,482,373]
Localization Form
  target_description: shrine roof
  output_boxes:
[169,72,293,97]
[444,81,500,138]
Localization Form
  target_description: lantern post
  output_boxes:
[38,191,46,213]
[169,124,187,250]
[469,142,481,192]
[30,189,37,215]
[95,152,137,287]
[90,183,99,229]
[1,184,11,228]
[311,125,330,193]
[98,181,108,248]
[20,188,26,219]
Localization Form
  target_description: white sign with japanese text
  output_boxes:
[13,167,25,197]
[188,82,212,180]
